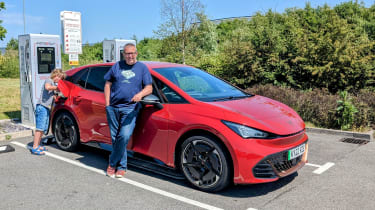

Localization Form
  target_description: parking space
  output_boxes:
[1,130,374,210]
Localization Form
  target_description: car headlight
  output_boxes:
[222,120,276,139]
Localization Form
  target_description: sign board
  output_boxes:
[60,11,82,54]
[69,54,79,65]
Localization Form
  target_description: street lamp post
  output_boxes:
[23,0,26,34]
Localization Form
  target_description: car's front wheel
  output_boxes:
[180,135,231,192]
[53,112,80,151]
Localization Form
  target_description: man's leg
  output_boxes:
[117,105,140,172]
[106,106,123,168]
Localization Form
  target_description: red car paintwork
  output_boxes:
[53,62,308,184]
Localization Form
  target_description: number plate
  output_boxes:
[288,144,305,160]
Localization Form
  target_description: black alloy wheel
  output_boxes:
[53,112,80,151]
[180,135,231,192]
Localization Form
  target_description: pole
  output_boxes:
[23,0,26,34]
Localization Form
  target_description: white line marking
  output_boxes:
[306,162,335,174]
[306,163,321,168]
[312,162,335,174]
[11,141,223,210]
[0,146,7,151]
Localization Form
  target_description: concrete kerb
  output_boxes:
[306,127,374,141]
[0,119,33,141]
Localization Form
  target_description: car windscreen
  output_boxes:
[153,67,252,102]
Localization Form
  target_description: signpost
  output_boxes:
[69,54,79,66]
[60,11,82,65]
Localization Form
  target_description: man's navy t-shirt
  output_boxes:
[104,61,152,108]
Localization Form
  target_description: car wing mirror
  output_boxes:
[141,94,163,109]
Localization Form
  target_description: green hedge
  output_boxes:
[246,84,374,131]
[0,50,19,78]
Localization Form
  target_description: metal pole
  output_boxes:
[23,0,26,34]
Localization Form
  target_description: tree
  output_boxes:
[137,37,163,61]
[155,0,204,64]
[6,38,18,50]
[0,2,6,41]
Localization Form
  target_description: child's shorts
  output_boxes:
[35,104,50,134]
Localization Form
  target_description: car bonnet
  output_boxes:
[210,95,305,135]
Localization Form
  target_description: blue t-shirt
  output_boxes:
[104,61,152,108]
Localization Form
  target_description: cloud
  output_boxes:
[0,12,44,25]
[4,3,17,9]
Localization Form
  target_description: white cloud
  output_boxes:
[0,12,44,25]
[4,3,17,9]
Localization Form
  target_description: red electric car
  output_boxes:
[52,62,308,192]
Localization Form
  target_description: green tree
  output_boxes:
[0,1,6,41]
[185,13,219,71]
[155,0,204,64]
[137,37,163,61]
[214,2,375,92]
[6,38,18,50]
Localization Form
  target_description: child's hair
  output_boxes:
[50,69,66,80]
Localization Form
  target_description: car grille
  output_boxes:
[253,147,304,179]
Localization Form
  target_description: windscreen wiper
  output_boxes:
[212,95,252,101]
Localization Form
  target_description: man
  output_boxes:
[104,43,153,178]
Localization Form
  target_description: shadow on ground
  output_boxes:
[27,140,298,198]
[3,111,21,120]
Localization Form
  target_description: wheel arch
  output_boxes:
[51,108,80,140]
[173,129,234,180]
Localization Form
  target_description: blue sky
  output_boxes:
[0,0,374,47]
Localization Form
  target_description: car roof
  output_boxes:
[64,61,191,76]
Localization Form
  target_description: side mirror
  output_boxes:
[141,94,163,109]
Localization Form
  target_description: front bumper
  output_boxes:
[231,131,308,184]
[253,142,308,179]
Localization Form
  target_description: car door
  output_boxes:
[130,77,187,166]
[71,66,111,143]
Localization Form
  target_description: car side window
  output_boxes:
[66,68,88,84]
[85,66,111,92]
[77,69,89,88]
[154,77,187,104]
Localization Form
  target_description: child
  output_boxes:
[29,69,65,155]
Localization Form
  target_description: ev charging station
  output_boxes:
[18,34,61,126]
[103,39,136,63]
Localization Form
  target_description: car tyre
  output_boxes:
[180,135,231,192]
[53,112,80,151]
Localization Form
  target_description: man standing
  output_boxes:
[104,43,152,178]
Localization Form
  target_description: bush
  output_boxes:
[0,50,19,78]
[336,91,358,130]
[246,84,374,131]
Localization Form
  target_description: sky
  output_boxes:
[0,0,374,47]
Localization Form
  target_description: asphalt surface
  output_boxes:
[0,131,374,210]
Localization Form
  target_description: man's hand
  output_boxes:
[131,93,143,102]
[131,84,152,102]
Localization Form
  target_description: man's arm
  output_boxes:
[104,81,112,106]
[131,84,153,102]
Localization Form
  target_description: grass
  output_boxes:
[0,78,21,120]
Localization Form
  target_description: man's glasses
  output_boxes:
[124,52,137,56]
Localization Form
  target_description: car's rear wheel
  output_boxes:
[53,112,80,151]
[180,135,231,192]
